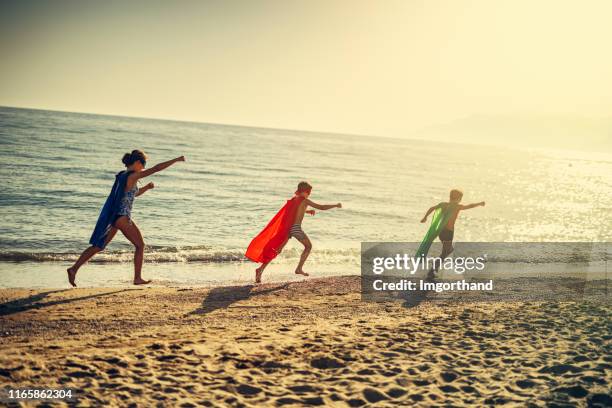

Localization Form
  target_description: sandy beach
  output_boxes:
[0,276,609,407]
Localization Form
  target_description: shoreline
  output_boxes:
[1,275,610,406]
[0,261,360,289]
[0,258,608,289]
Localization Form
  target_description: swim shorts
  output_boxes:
[289,224,307,241]
[439,228,454,242]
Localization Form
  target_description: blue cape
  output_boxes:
[89,170,132,249]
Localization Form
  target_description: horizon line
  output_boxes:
[0,104,397,142]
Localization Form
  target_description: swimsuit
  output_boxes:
[439,202,458,242]
[439,228,454,242]
[116,183,138,220]
[289,224,307,241]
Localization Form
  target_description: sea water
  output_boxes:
[1,106,610,287]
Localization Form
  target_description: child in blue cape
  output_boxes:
[67,150,185,287]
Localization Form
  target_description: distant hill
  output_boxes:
[410,114,612,152]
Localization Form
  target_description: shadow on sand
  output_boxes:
[0,289,139,317]
[401,287,431,308]
[401,275,435,309]
[190,282,292,316]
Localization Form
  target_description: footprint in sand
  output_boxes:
[439,385,460,393]
[539,363,582,375]
[301,396,324,405]
[588,393,612,406]
[157,354,181,362]
[288,385,317,394]
[516,379,536,389]
[276,396,301,405]
[346,398,366,407]
[386,387,407,398]
[460,385,479,395]
[440,371,458,382]
[235,384,262,396]
[410,394,425,402]
[106,368,120,377]
[554,385,589,399]
[362,388,388,403]
[66,370,96,378]
[310,355,345,369]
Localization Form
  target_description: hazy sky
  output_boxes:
[1,0,611,136]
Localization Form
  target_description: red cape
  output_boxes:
[245,196,304,264]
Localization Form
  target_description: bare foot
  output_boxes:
[255,267,263,284]
[67,267,77,287]
[133,278,152,285]
[295,270,309,277]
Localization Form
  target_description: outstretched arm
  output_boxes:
[136,156,185,180]
[136,182,154,197]
[420,203,443,223]
[305,199,341,211]
[460,201,485,210]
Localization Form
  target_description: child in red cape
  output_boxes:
[245,181,342,283]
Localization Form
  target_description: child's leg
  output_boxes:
[440,240,454,259]
[294,236,312,276]
[67,228,118,287]
[114,217,149,285]
[255,237,289,283]
[255,262,268,283]
[428,240,454,277]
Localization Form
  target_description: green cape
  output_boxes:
[415,203,457,258]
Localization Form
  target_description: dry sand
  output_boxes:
[0,276,610,407]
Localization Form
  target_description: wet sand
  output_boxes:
[0,276,610,407]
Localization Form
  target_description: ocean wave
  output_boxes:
[0,248,244,263]
[0,246,361,264]
[3,245,607,266]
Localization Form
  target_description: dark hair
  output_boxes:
[296,181,312,193]
[122,150,148,167]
